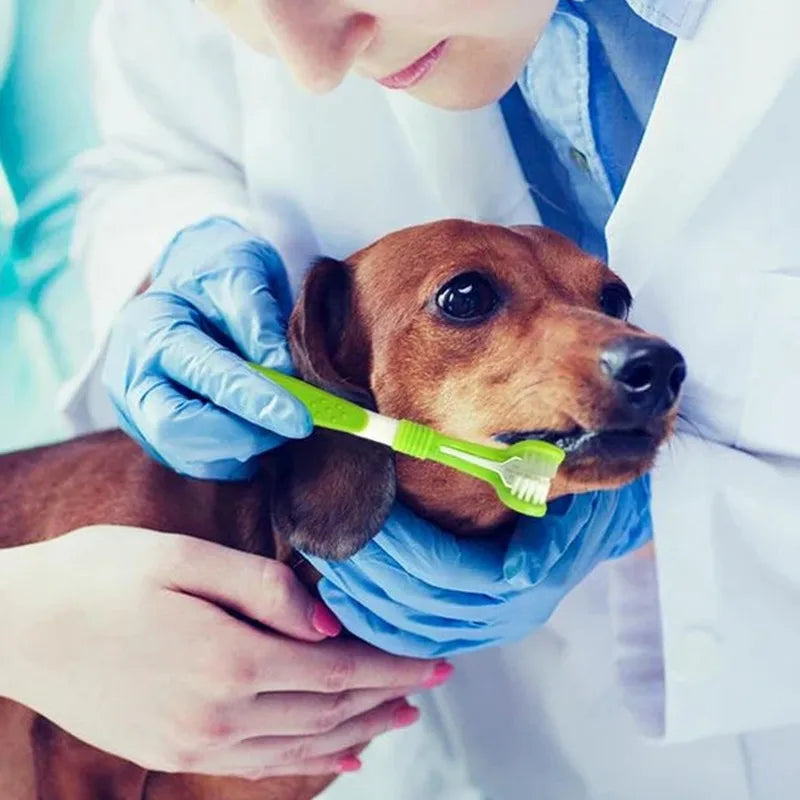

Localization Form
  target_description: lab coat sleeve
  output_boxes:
[72,0,256,344]
[65,0,257,431]
[610,432,800,742]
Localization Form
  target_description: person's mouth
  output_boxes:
[377,40,448,90]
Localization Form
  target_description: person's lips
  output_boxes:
[377,40,448,90]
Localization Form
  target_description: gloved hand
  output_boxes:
[103,217,312,480]
[305,476,652,658]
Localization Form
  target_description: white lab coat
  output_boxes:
[65,0,800,796]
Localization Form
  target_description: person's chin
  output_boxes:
[405,54,525,111]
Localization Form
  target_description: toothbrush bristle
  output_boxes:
[499,453,557,506]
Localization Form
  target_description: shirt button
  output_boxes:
[569,146,590,172]
[671,627,722,684]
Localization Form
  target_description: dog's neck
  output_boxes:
[394,457,517,537]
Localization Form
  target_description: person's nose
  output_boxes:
[263,2,377,93]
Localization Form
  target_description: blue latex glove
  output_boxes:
[305,476,652,658]
[103,217,312,479]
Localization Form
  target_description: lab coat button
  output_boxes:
[569,147,590,172]
[672,627,721,683]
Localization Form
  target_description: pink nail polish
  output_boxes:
[311,602,342,637]
[422,661,454,688]
[392,703,420,729]
[337,755,362,773]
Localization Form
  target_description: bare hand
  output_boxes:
[0,527,449,778]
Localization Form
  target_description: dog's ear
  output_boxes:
[269,258,396,561]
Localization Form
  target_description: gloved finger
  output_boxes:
[318,584,507,659]
[156,316,311,439]
[314,561,501,633]
[557,478,650,569]
[354,505,513,595]
[110,398,170,467]
[318,555,564,654]
[507,478,652,589]
[306,543,513,627]
[190,246,297,368]
[154,217,256,280]
[158,217,292,308]
[502,493,595,588]
[558,480,652,586]
[158,219,295,318]
[370,501,614,595]
[127,375,285,479]
[323,557,556,638]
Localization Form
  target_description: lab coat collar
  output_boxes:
[382,0,796,291]
[606,0,799,293]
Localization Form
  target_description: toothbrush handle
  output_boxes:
[394,420,502,472]
[393,419,440,459]
[248,364,369,434]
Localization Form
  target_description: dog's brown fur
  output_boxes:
[0,221,681,800]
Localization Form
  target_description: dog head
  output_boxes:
[270,220,685,558]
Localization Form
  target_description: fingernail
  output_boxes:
[311,602,342,637]
[337,755,362,773]
[422,661,454,688]
[392,702,420,729]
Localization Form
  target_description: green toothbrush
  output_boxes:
[250,364,565,517]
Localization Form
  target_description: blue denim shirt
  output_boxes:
[504,0,709,259]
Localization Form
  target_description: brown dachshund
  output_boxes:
[0,220,685,800]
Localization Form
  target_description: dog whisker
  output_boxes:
[676,411,707,441]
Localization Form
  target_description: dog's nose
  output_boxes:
[600,338,686,418]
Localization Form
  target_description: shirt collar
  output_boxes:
[626,0,709,37]
[567,0,710,38]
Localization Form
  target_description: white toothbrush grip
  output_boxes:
[359,412,400,447]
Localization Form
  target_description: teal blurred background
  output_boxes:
[0,0,98,452]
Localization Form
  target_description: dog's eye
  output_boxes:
[436,272,500,322]
[600,284,632,320]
